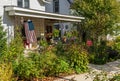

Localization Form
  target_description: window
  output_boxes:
[24,0,29,8]
[18,0,23,7]
[17,0,29,8]
[65,25,68,29]
[53,0,59,13]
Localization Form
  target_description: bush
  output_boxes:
[55,43,89,74]
[89,41,109,64]
[0,63,14,81]
[53,29,60,38]
[53,58,71,76]
[55,42,67,58]
[106,47,119,61]
[14,57,39,80]
[30,46,73,77]
[39,39,48,47]
[113,36,120,54]
[0,17,7,58]
[111,74,120,81]
[30,50,57,77]
[0,26,24,62]
[67,44,89,73]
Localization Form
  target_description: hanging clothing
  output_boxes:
[29,30,37,43]
[24,22,30,43]
[24,21,37,44]
[28,20,34,31]
[27,20,37,43]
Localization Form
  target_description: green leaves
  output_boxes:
[15,57,39,79]
[67,44,89,73]
[0,63,13,81]
[53,29,60,38]
[71,0,120,42]
[0,26,24,62]
[0,17,7,56]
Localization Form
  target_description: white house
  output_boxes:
[0,0,84,48]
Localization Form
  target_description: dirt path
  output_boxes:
[54,59,120,81]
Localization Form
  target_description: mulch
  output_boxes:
[39,77,57,81]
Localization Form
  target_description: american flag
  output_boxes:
[24,22,37,43]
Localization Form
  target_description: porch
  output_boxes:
[5,6,84,49]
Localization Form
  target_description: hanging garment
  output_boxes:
[29,30,37,43]
[28,20,34,31]
[27,21,37,43]
[24,22,31,43]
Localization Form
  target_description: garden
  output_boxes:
[0,0,120,81]
[0,23,120,81]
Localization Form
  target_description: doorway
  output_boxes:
[45,26,53,43]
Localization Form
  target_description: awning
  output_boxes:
[5,6,84,22]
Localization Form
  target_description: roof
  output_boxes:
[5,6,84,22]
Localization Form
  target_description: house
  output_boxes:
[45,0,74,37]
[0,0,84,49]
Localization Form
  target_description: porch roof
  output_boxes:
[5,6,84,22]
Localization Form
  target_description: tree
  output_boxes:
[71,0,120,42]
[0,17,7,56]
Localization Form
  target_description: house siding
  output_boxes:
[45,0,70,15]
[59,0,70,15]
[0,0,14,43]
[29,0,45,11]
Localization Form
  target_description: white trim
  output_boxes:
[42,0,52,3]
[10,12,81,22]
[5,6,85,22]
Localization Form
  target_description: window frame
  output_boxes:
[24,0,30,8]
[53,0,59,13]
[17,0,23,8]
[17,0,30,8]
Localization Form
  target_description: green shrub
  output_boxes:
[111,74,120,81]
[53,58,71,75]
[89,42,109,64]
[0,17,7,58]
[55,42,66,58]
[0,25,25,80]
[14,57,39,80]
[53,29,60,38]
[55,44,89,74]
[40,50,57,76]
[88,53,95,63]
[30,47,73,76]
[0,26,24,62]
[91,40,120,64]
[67,44,89,73]
[39,39,48,47]
[113,36,120,54]
[30,50,57,77]
[0,63,14,81]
